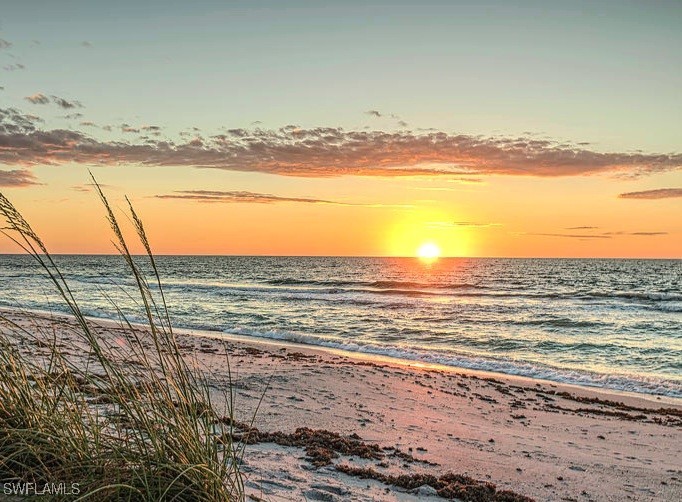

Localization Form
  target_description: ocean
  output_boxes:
[0,255,680,398]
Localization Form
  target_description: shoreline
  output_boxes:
[3,306,679,407]
[179,327,682,409]
[1,307,681,500]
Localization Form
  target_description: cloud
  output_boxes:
[429,221,501,228]
[71,182,113,192]
[51,96,82,109]
[1,108,682,178]
[3,63,25,71]
[81,41,93,48]
[0,169,40,187]
[618,188,682,199]
[534,230,667,239]
[24,94,83,109]
[602,231,668,236]
[533,233,612,239]
[0,39,11,50]
[366,110,408,127]
[565,226,599,230]
[452,221,501,227]
[155,190,410,208]
[155,190,349,205]
[25,93,50,105]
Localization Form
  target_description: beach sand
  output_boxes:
[2,308,681,501]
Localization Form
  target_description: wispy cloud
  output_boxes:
[3,63,25,71]
[565,226,599,230]
[533,230,667,239]
[156,190,352,205]
[154,189,410,208]
[365,110,408,127]
[428,221,501,228]
[25,93,50,105]
[602,231,668,236]
[51,96,82,109]
[618,188,682,199]
[533,233,612,239]
[0,39,11,50]
[2,108,681,178]
[24,94,83,109]
[0,169,40,187]
[452,221,501,228]
[71,183,113,192]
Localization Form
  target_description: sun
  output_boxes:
[416,242,441,260]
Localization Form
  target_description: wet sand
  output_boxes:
[2,308,681,501]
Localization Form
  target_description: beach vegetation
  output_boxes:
[0,179,244,500]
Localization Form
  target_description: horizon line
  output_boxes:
[0,253,680,260]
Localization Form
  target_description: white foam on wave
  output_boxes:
[224,326,682,398]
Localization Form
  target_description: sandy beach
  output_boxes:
[2,308,680,501]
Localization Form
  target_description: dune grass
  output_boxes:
[0,180,244,500]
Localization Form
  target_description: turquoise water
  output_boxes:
[0,256,680,397]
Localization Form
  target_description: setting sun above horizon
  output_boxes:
[417,242,441,260]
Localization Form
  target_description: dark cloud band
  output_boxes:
[1,108,681,179]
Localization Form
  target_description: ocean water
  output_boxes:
[0,255,680,398]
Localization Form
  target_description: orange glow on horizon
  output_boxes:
[0,166,679,258]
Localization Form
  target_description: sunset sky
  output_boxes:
[1,0,680,257]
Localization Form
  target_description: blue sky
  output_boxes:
[2,0,681,151]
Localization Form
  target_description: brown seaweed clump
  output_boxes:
[336,465,534,502]
[222,423,383,466]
